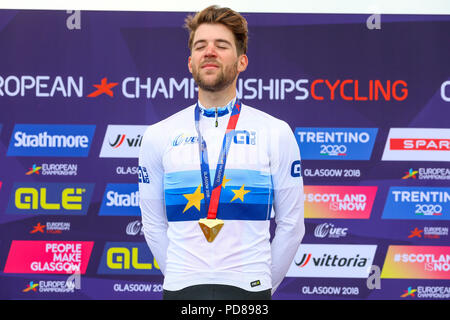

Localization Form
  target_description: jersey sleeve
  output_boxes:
[138,124,169,274]
[269,120,305,294]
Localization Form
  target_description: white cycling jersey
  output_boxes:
[138,97,304,293]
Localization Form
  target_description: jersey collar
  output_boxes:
[197,97,236,118]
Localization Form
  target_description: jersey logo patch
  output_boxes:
[138,166,150,184]
[250,280,261,287]
[291,160,302,177]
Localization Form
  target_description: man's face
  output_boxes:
[188,23,247,92]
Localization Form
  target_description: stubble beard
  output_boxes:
[193,61,238,92]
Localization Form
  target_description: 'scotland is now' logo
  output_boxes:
[381,246,450,280]
[304,185,377,219]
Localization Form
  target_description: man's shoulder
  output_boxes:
[145,104,195,133]
[241,103,289,129]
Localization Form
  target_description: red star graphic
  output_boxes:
[408,227,423,238]
[87,77,118,97]
[30,222,45,234]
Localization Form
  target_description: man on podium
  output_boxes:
[139,5,304,300]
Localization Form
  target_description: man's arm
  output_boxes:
[269,120,305,294]
[138,125,169,274]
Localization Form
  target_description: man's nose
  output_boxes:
[204,43,217,57]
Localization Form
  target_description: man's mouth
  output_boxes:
[201,63,219,69]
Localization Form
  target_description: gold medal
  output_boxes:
[198,218,224,242]
[194,100,241,243]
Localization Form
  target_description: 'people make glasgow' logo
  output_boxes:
[295,128,378,160]
[7,124,95,157]
[4,240,94,274]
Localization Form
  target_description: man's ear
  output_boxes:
[188,56,193,74]
[237,54,248,73]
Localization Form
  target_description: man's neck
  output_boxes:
[198,86,236,109]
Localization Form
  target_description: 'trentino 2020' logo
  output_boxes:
[295,128,378,160]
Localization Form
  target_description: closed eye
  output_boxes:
[193,39,233,51]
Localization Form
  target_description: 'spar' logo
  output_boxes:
[382,128,450,162]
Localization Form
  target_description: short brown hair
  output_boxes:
[184,5,248,55]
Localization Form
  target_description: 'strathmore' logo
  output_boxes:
[7,124,95,157]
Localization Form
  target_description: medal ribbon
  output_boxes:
[194,99,242,219]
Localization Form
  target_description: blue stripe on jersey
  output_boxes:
[164,169,273,222]
[164,169,272,190]
[166,203,272,221]
[165,185,272,206]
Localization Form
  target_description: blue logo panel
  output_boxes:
[97,242,162,275]
[7,182,94,215]
[7,124,96,157]
[99,183,140,216]
[382,187,450,220]
[294,127,378,160]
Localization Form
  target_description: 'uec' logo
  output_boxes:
[15,187,85,210]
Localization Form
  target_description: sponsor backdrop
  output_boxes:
[0,9,449,300]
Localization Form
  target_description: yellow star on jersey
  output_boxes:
[222,175,231,188]
[230,184,250,203]
[182,184,204,213]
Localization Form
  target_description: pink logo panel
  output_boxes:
[381,245,450,280]
[4,240,94,274]
[304,185,377,219]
